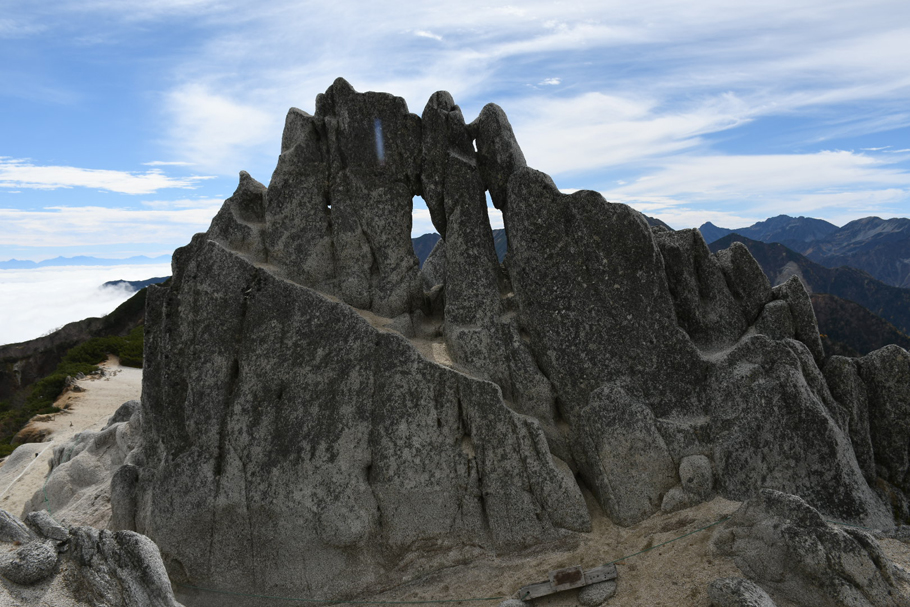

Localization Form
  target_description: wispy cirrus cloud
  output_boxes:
[414,30,442,41]
[0,158,213,194]
[603,150,910,227]
[163,84,278,174]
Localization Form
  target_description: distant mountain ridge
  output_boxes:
[0,254,171,270]
[699,215,910,289]
[802,216,910,289]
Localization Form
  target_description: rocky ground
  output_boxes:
[0,353,909,606]
[0,357,140,522]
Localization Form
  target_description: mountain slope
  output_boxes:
[709,233,910,341]
[698,215,837,248]
[101,276,170,292]
[734,215,838,251]
[802,216,910,289]
[811,293,910,356]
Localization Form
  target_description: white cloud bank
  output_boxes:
[0,263,172,346]
[0,200,224,248]
[0,158,212,195]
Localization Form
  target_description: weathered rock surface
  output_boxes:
[469,102,526,213]
[577,580,617,606]
[129,236,588,601]
[707,335,889,528]
[772,275,825,363]
[22,400,142,528]
[0,539,57,585]
[36,79,901,605]
[708,577,778,607]
[654,228,748,350]
[712,490,909,607]
[859,346,910,493]
[0,508,181,606]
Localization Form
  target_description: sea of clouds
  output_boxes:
[0,263,173,347]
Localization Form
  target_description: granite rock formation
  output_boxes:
[711,490,909,607]
[76,79,910,604]
[0,507,181,606]
[21,400,142,529]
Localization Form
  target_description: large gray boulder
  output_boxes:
[825,355,877,483]
[128,236,589,601]
[859,345,910,493]
[0,539,57,585]
[469,102,527,213]
[712,490,909,607]
[772,275,825,363]
[707,335,889,528]
[263,78,423,317]
[713,241,773,325]
[0,508,181,606]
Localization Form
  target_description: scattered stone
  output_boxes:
[577,580,617,606]
[661,485,693,514]
[24,510,69,542]
[0,509,34,543]
[103,399,141,429]
[679,454,713,501]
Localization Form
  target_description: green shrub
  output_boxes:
[118,326,144,368]
[0,326,145,453]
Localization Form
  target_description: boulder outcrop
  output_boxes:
[0,507,181,606]
[22,78,902,604]
[711,490,909,607]
[22,400,142,529]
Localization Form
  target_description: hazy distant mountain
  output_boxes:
[101,277,170,292]
[699,215,910,289]
[699,222,734,243]
[709,234,910,341]
[698,215,837,249]
[802,217,910,289]
[0,254,171,270]
[735,215,838,250]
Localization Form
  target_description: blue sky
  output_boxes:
[2,0,910,262]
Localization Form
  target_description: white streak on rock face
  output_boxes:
[374,118,386,164]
